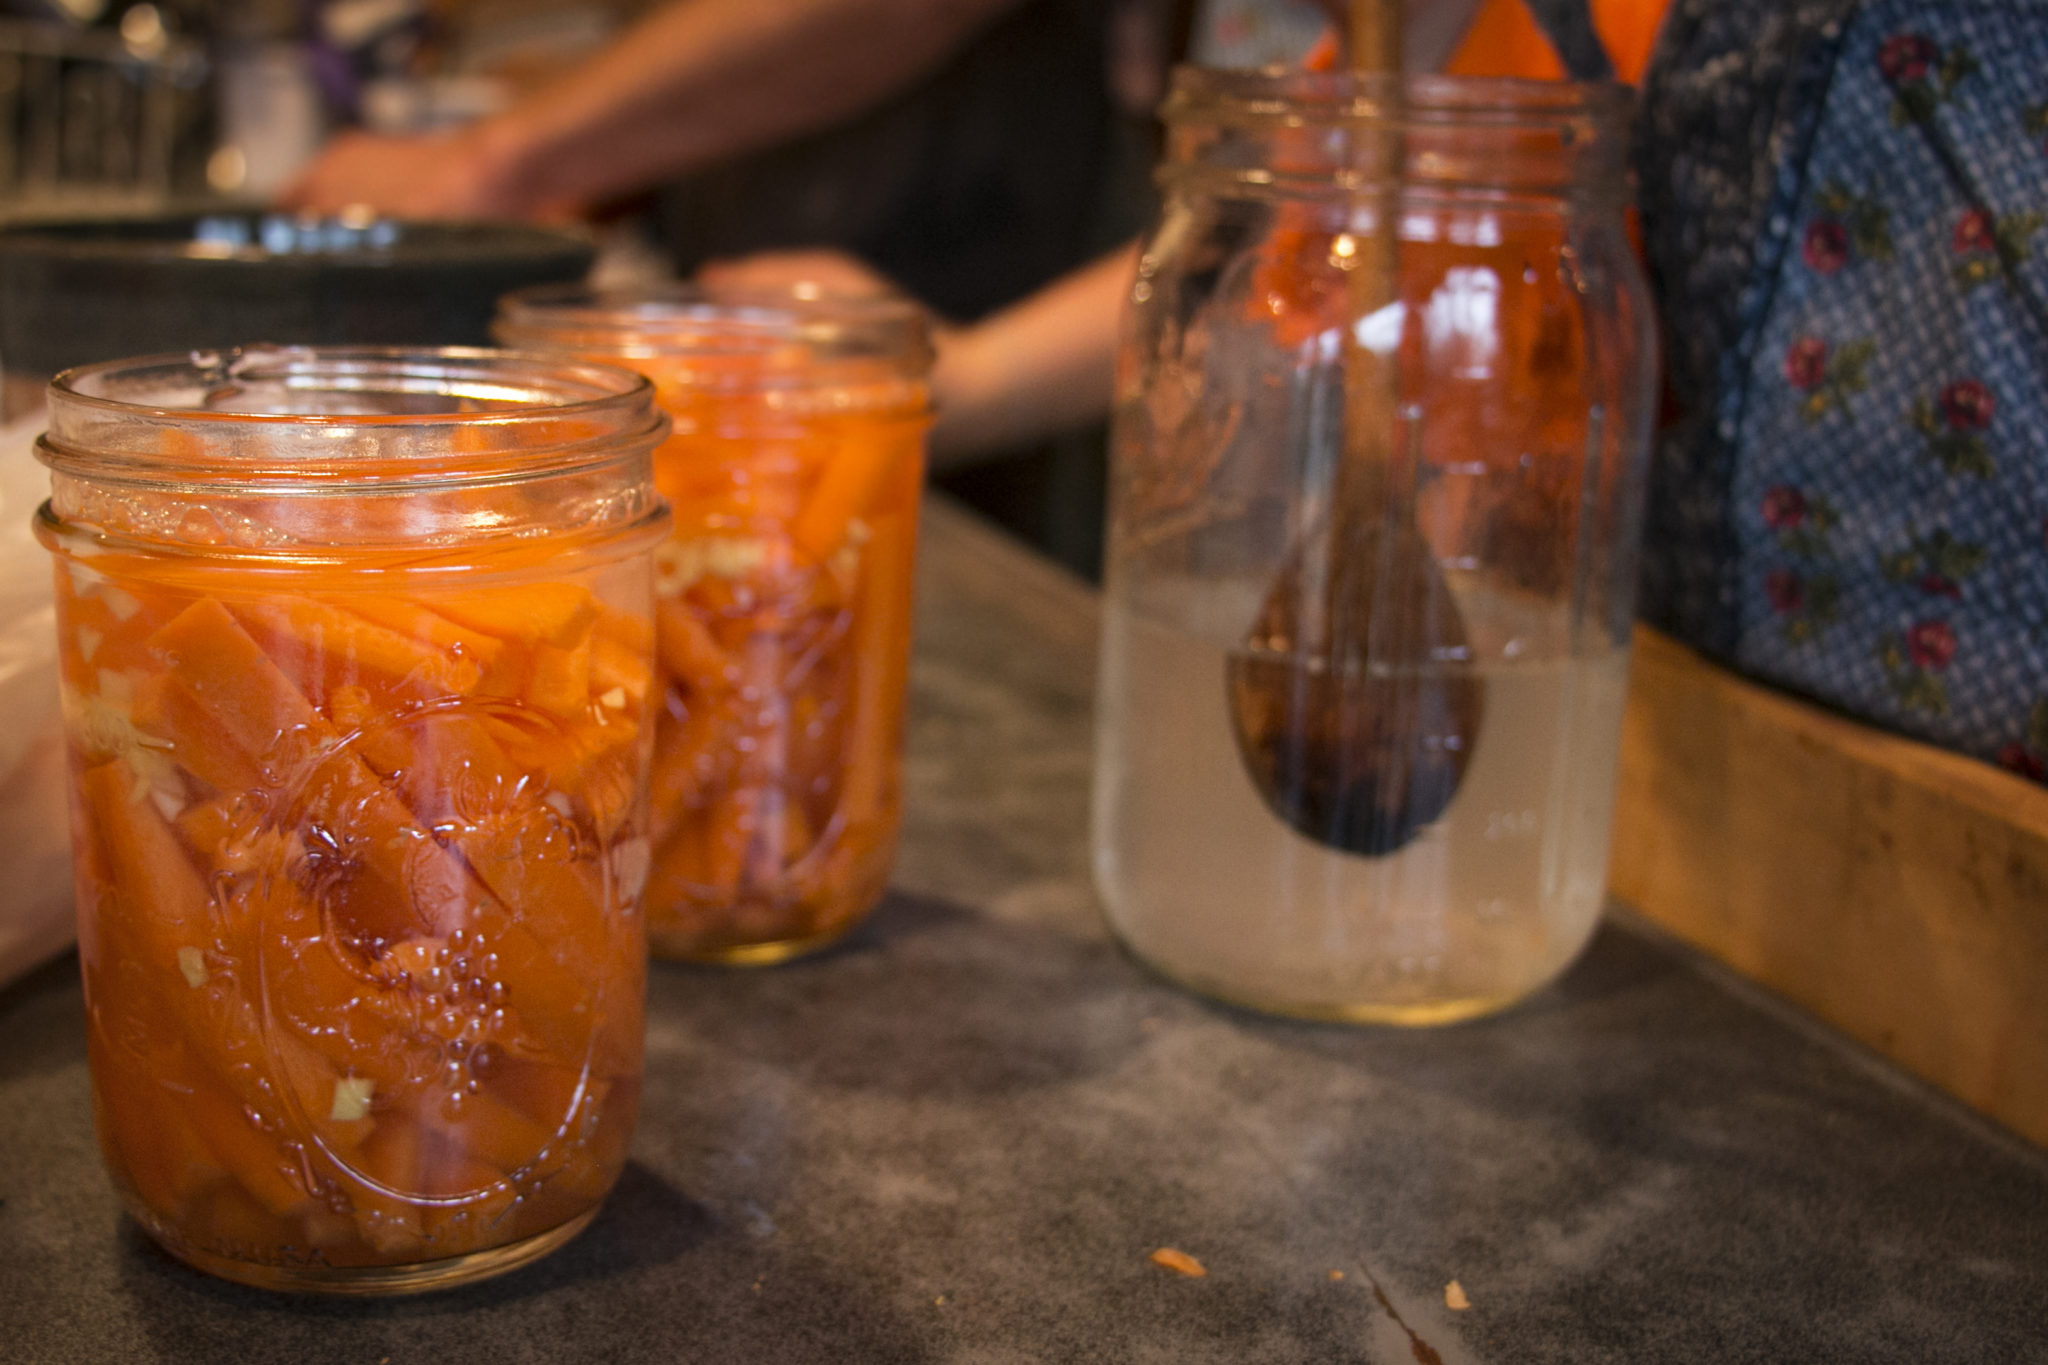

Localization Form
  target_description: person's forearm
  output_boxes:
[478,0,1020,212]
[931,245,1138,466]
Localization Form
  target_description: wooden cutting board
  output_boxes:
[1609,626,2048,1149]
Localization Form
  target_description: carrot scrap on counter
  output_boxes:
[1150,1247,1209,1278]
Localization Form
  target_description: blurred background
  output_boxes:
[0,0,1282,576]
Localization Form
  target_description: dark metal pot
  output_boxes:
[0,212,595,404]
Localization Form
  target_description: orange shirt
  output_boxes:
[1443,0,1668,84]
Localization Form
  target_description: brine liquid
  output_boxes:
[1092,578,1628,1024]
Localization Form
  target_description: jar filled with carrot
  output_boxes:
[496,286,931,965]
[36,347,669,1294]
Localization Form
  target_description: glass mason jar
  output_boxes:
[496,286,932,965]
[1094,71,1657,1025]
[36,347,668,1293]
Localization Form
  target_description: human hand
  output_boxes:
[276,124,531,219]
[696,250,931,311]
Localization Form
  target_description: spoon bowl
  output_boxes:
[1228,515,1482,856]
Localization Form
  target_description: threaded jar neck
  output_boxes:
[495,283,934,411]
[1159,68,1633,206]
[37,346,668,561]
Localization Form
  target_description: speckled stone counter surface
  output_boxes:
[2,501,2045,1364]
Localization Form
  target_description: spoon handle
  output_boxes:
[1348,0,1401,73]
[1338,0,1404,527]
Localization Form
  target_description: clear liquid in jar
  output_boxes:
[1092,575,1628,1024]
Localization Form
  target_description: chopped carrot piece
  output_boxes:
[781,798,816,874]
[699,788,754,898]
[347,1123,429,1255]
[132,674,264,797]
[343,596,510,679]
[1150,1247,1208,1278]
[651,694,737,828]
[81,759,220,986]
[594,601,654,655]
[789,425,906,563]
[230,595,482,705]
[432,584,599,649]
[490,715,643,844]
[413,1087,557,1180]
[590,631,653,710]
[654,597,738,693]
[149,597,337,758]
[644,813,708,909]
[172,793,252,862]
[525,634,594,719]
[180,1074,317,1219]
[88,1036,220,1222]
[484,1053,611,1135]
[840,511,917,832]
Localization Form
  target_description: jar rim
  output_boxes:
[1158,67,1632,203]
[39,345,668,489]
[494,281,935,380]
[49,343,654,425]
[1162,66,1634,129]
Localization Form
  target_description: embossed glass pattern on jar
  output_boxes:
[36,347,667,1293]
[1094,72,1658,1024]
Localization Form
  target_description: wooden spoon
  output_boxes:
[1226,0,1485,857]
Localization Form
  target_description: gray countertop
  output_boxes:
[2,500,2045,1364]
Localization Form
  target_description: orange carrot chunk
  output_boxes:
[788,424,905,564]
[230,595,482,704]
[432,584,599,649]
[654,597,738,693]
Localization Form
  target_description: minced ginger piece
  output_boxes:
[100,585,142,622]
[176,947,207,989]
[330,1076,376,1122]
[1445,1280,1471,1311]
[1150,1248,1207,1278]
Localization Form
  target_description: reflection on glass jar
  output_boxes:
[35,348,667,1292]
[1094,71,1658,1024]
[497,287,933,965]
